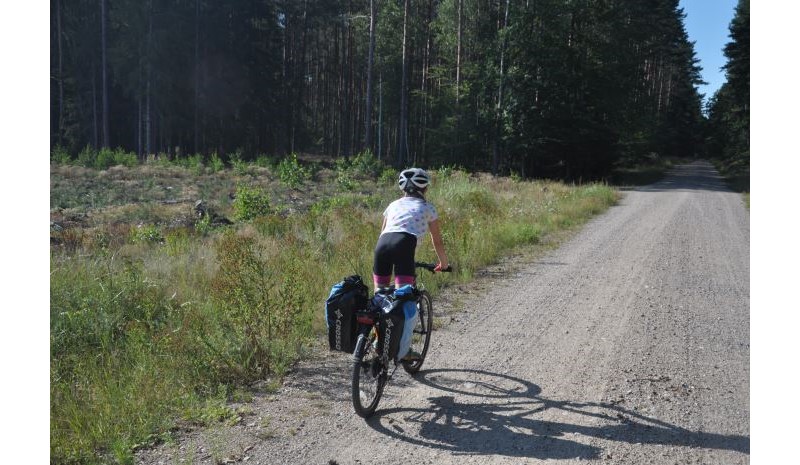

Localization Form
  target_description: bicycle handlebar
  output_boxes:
[415,262,453,273]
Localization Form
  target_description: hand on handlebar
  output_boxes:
[434,263,452,273]
[415,261,453,273]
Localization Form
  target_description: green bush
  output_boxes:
[254,154,275,168]
[379,167,396,185]
[72,146,138,169]
[130,224,163,244]
[436,164,463,180]
[232,184,271,221]
[176,153,205,175]
[77,145,96,167]
[210,233,276,379]
[209,152,225,172]
[336,171,357,191]
[229,151,250,176]
[335,150,385,181]
[95,148,116,169]
[277,153,311,187]
[51,145,72,164]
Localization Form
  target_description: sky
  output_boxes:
[678,0,739,106]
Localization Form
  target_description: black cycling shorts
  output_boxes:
[373,232,417,278]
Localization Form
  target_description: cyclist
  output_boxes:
[372,168,449,362]
[373,166,449,284]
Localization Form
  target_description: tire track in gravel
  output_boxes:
[137,161,749,465]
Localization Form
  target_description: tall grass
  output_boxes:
[50,167,617,463]
[710,157,750,209]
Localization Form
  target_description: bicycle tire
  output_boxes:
[352,333,386,418]
[402,290,433,374]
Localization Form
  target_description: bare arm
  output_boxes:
[380,216,387,233]
[428,219,449,269]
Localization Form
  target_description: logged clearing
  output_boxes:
[136,161,749,465]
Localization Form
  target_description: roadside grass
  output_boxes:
[50,158,618,463]
[710,158,750,209]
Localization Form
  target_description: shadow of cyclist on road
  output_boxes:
[365,368,749,460]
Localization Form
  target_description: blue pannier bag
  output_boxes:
[325,275,368,352]
[380,285,418,361]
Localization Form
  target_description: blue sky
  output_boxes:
[678,0,739,106]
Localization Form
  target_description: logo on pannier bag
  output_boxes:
[383,318,393,356]
[335,309,344,350]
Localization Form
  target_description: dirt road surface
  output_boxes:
[138,161,749,465]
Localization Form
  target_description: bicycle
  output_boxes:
[351,262,452,418]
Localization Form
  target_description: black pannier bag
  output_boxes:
[325,275,368,352]
[379,298,405,362]
[379,286,416,361]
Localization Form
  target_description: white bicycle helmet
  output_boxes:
[398,168,431,192]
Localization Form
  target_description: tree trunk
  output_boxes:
[100,0,109,148]
[419,0,433,165]
[397,0,410,167]
[378,65,383,160]
[346,1,354,157]
[194,0,200,154]
[92,69,98,149]
[145,2,153,157]
[57,0,64,146]
[493,0,510,175]
[364,0,377,153]
[456,0,462,104]
[137,95,142,159]
[282,10,292,154]
[298,0,309,153]
[338,20,345,157]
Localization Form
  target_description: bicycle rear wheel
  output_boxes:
[352,333,386,418]
[402,290,433,374]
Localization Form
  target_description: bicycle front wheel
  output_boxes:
[352,332,386,418]
[403,290,433,374]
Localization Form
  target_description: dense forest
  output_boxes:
[706,0,749,176]
[50,0,727,180]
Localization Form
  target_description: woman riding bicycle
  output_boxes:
[373,167,450,293]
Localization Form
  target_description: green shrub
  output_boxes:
[277,153,311,187]
[51,145,72,164]
[229,151,250,176]
[336,171,357,191]
[164,227,192,256]
[195,213,213,236]
[209,152,225,172]
[232,184,271,221]
[254,154,275,168]
[379,167,396,185]
[182,153,205,175]
[130,224,163,244]
[436,164,463,179]
[95,147,116,169]
[335,150,385,183]
[209,233,276,379]
[115,148,138,168]
[77,145,96,167]
[79,147,139,170]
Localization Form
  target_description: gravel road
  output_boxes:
[138,161,749,465]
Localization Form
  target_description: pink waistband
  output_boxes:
[395,275,416,286]
[373,274,391,287]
